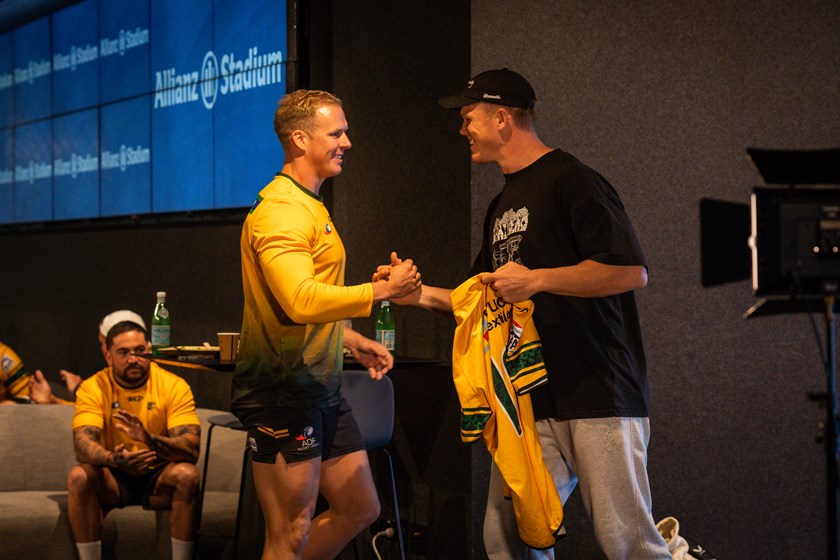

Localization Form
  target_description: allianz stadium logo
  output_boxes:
[153,46,283,111]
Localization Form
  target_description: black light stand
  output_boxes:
[824,295,840,560]
[742,147,840,560]
[744,295,840,560]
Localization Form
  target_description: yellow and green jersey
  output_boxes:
[0,341,30,402]
[232,173,373,409]
[450,276,564,549]
[73,362,198,459]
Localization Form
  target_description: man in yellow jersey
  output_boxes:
[68,320,201,560]
[231,89,421,560]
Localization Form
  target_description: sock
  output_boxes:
[171,537,195,560]
[76,541,102,560]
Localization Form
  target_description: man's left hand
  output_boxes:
[345,328,393,380]
[29,370,57,404]
[113,409,153,445]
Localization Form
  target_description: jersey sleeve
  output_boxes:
[251,198,373,324]
[164,373,200,429]
[0,344,30,399]
[72,373,106,430]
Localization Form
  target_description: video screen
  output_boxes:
[0,0,287,226]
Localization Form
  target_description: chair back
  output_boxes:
[340,370,395,450]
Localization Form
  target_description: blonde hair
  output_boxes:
[274,89,343,150]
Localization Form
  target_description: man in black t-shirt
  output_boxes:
[378,69,670,559]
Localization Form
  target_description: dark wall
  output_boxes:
[471,1,840,559]
[0,220,246,379]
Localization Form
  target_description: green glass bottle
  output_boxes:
[151,291,171,354]
[375,300,396,353]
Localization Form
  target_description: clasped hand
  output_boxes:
[373,251,422,300]
[111,409,158,475]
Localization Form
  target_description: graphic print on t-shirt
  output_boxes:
[493,206,529,269]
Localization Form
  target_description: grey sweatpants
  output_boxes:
[483,417,671,560]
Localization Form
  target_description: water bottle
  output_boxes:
[151,291,171,354]
[375,300,396,353]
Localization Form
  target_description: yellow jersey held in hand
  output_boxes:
[450,275,564,550]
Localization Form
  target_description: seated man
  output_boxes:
[68,320,200,560]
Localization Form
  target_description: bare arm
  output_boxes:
[372,252,453,313]
[482,260,648,303]
[343,326,394,379]
[73,425,117,467]
[145,424,201,464]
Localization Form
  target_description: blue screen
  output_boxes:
[213,0,286,208]
[13,17,52,125]
[0,0,287,226]
[0,128,12,223]
[53,110,99,220]
[99,0,151,104]
[100,97,152,217]
[14,120,53,223]
[150,0,213,213]
[0,34,13,129]
[52,0,99,115]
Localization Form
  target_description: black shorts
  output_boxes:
[234,398,365,464]
[110,464,167,509]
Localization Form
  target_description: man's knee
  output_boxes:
[168,462,200,497]
[67,464,99,496]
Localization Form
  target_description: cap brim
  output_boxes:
[437,94,476,109]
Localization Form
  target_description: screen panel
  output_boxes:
[0,128,12,223]
[213,0,286,208]
[0,33,13,130]
[99,0,151,104]
[52,0,99,115]
[14,120,52,223]
[13,17,52,125]
[100,97,152,217]
[53,109,99,220]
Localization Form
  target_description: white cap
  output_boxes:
[99,310,146,337]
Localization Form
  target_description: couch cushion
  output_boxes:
[0,405,77,492]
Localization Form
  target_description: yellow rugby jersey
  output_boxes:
[450,275,564,549]
[0,341,30,401]
[232,173,373,409]
[73,362,198,460]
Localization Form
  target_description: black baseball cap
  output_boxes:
[438,68,536,109]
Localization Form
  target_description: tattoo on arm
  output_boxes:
[73,426,116,468]
[147,424,201,463]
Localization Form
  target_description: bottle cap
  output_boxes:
[381,300,390,306]
[156,291,167,299]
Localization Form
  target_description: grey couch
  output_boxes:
[0,404,246,560]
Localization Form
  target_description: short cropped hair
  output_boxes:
[274,90,343,151]
[105,321,148,349]
[506,105,535,128]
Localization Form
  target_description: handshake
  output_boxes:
[371,251,422,303]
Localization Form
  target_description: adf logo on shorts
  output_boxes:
[295,426,319,450]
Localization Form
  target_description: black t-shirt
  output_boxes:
[471,149,649,420]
